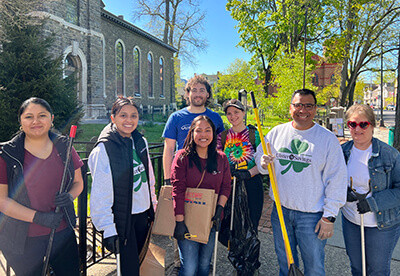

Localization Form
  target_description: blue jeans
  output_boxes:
[342,215,400,276]
[271,204,326,276]
[177,228,216,276]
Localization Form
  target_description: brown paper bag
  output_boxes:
[184,188,218,244]
[152,185,175,236]
[139,243,165,276]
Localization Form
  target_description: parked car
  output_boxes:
[386,104,395,110]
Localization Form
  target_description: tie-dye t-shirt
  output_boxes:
[217,126,261,169]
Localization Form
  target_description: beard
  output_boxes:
[189,96,207,107]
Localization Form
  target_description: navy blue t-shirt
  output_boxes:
[162,107,224,150]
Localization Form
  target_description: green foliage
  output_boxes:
[323,0,400,106]
[261,50,315,118]
[0,2,82,141]
[174,57,186,109]
[214,59,262,104]
[226,0,328,90]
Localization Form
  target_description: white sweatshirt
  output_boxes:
[88,139,157,238]
[255,122,347,218]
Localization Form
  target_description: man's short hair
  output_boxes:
[291,89,317,105]
[184,75,212,106]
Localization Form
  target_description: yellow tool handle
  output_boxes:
[253,107,295,267]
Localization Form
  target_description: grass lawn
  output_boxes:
[74,111,286,214]
[75,122,166,143]
[217,109,288,136]
[74,110,287,148]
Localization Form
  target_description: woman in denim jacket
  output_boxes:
[341,104,400,275]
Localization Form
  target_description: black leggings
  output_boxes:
[244,174,264,233]
[119,210,150,276]
[2,227,79,276]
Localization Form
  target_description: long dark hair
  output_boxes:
[182,115,217,173]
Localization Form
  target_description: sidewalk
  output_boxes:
[86,127,400,275]
[87,191,400,276]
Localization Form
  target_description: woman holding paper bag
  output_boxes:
[171,115,231,276]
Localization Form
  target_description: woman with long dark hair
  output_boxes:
[0,97,83,275]
[171,115,231,276]
[88,96,157,275]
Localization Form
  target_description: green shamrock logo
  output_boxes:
[278,139,310,175]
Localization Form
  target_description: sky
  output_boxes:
[102,0,252,80]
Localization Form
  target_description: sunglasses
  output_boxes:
[347,121,371,130]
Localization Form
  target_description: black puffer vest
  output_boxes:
[0,131,76,254]
[96,124,155,240]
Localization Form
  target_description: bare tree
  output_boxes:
[132,0,208,66]
[324,0,400,107]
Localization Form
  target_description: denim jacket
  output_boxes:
[342,138,400,229]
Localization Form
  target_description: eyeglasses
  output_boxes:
[347,121,371,130]
[291,103,316,110]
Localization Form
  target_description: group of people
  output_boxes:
[0,74,399,276]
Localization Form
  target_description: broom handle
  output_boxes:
[41,125,77,276]
[251,92,295,267]
[230,176,237,231]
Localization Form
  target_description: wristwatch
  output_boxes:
[323,216,336,223]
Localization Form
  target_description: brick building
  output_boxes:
[33,0,176,119]
[311,54,340,88]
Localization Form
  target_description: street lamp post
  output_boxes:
[380,43,385,127]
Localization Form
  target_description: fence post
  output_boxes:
[78,160,88,276]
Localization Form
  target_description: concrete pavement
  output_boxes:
[86,127,400,275]
[3,127,398,275]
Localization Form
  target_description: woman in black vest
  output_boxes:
[0,97,83,275]
[89,96,157,275]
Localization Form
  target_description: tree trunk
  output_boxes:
[347,79,356,107]
[163,0,170,44]
[339,58,349,106]
[263,65,273,97]
[393,35,400,151]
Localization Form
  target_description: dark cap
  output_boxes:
[223,99,245,113]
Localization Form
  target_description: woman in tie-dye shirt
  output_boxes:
[217,99,264,234]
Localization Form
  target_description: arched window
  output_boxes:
[330,74,335,84]
[148,53,153,98]
[133,48,140,97]
[159,57,164,97]
[66,0,78,25]
[312,73,319,86]
[64,54,82,103]
[116,42,124,96]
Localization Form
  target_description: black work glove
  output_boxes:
[229,164,236,174]
[164,179,171,186]
[173,221,189,241]
[54,192,74,208]
[33,211,63,229]
[232,169,252,181]
[104,235,120,253]
[357,198,371,214]
[212,204,224,227]
[347,187,358,202]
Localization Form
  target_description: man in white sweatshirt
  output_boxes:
[255,89,347,276]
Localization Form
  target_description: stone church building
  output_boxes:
[34,0,177,119]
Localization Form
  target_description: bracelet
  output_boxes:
[321,218,334,225]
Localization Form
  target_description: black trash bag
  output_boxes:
[218,179,261,275]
